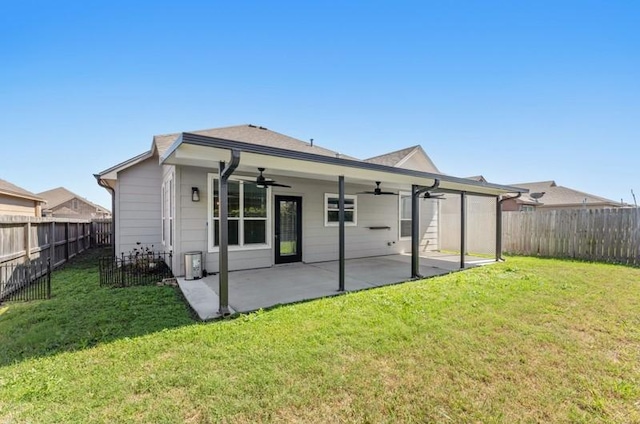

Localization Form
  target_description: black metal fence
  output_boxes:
[99,251,173,287]
[0,259,51,302]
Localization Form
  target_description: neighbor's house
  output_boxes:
[502,180,623,211]
[38,187,111,219]
[95,124,524,277]
[0,178,46,217]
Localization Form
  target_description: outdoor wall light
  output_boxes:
[192,187,200,202]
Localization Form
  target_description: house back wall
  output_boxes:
[176,166,438,276]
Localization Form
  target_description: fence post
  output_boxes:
[24,221,32,261]
[50,221,56,266]
[65,222,70,261]
[47,257,51,299]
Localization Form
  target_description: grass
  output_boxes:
[0,252,639,423]
[0,248,194,366]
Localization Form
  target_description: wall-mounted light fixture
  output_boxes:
[192,187,200,202]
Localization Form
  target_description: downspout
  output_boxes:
[460,191,466,269]
[218,149,241,317]
[496,192,522,262]
[412,179,440,278]
[338,175,345,291]
[95,175,116,257]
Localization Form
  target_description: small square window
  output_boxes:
[324,193,357,226]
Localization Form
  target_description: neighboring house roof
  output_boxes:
[364,145,440,173]
[510,180,621,208]
[38,187,110,212]
[466,175,487,183]
[0,178,45,202]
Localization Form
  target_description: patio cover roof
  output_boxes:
[161,132,527,197]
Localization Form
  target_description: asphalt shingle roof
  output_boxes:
[364,145,420,167]
[510,180,621,207]
[154,124,356,160]
[38,187,110,212]
[0,178,44,202]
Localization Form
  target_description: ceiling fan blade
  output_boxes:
[268,182,291,188]
[255,167,292,189]
[378,191,398,196]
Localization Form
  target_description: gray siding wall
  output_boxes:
[115,157,163,255]
[174,166,440,276]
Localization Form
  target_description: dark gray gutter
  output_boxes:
[94,174,116,256]
[161,133,527,196]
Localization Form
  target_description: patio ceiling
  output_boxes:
[161,132,527,197]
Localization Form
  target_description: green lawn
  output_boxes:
[0,251,639,423]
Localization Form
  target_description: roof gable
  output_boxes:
[365,145,440,173]
[38,187,109,211]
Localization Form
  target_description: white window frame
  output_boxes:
[398,191,412,240]
[207,174,272,253]
[161,173,174,251]
[324,193,357,227]
[71,199,79,210]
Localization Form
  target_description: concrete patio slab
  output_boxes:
[176,278,235,320]
[177,253,493,319]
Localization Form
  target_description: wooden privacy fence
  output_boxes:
[91,219,112,246]
[503,208,640,266]
[0,216,112,271]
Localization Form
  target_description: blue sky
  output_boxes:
[1,0,638,209]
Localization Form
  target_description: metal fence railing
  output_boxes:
[99,251,173,288]
[0,258,51,302]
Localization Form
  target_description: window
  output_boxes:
[521,205,535,212]
[399,192,412,239]
[324,193,357,226]
[208,175,270,251]
[162,174,174,249]
[71,199,79,210]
